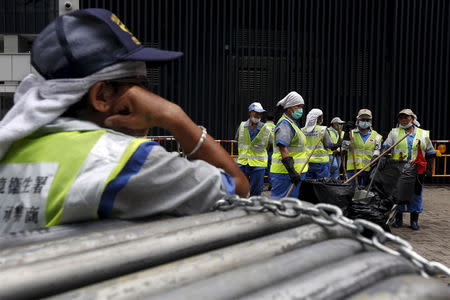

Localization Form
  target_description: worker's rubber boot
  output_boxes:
[392,212,403,228]
[410,213,420,230]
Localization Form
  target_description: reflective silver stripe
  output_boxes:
[286,146,305,152]
[272,158,308,164]
[238,123,246,146]
[310,153,329,157]
[392,149,406,154]
[238,145,266,153]
[238,154,268,160]
[251,147,267,154]
[60,132,133,223]
[306,145,325,150]
[347,159,371,165]
[353,149,375,156]
[273,146,305,154]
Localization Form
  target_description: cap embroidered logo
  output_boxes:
[110,13,141,45]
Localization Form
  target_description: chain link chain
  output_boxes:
[214,195,450,278]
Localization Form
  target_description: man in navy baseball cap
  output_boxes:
[32,8,183,79]
[0,8,249,233]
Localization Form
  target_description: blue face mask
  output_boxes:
[358,121,372,129]
[292,108,303,120]
[399,122,412,129]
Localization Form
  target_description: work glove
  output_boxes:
[342,121,355,141]
[341,141,351,151]
[343,121,355,133]
[329,141,342,151]
[281,156,302,184]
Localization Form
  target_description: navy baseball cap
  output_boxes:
[31,8,183,79]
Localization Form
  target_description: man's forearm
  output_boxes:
[278,144,290,159]
[166,110,249,197]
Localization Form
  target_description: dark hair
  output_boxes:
[61,93,90,118]
[274,105,285,123]
[61,81,124,118]
[266,112,275,121]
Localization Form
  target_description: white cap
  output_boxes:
[398,108,421,127]
[357,109,372,119]
[330,117,345,124]
[305,108,323,133]
[248,102,266,113]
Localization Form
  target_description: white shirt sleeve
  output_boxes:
[110,145,230,218]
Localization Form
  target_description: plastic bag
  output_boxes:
[370,158,416,205]
[299,178,355,215]
[348,192,395,226]
[370,158,405,199]
[396,163,417,204]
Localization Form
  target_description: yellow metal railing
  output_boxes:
[432,140,449,177]
[146,137,449,178]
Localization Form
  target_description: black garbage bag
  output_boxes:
[370,158,416,205]
[370,158,404,199]
[396,163,417,204]
[348,191,395,226]
[299,178,355,215]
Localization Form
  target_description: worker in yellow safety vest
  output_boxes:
[302,109,340,180]
[343,109,382,186]
[270,91,308,198]
[264,112,276,190]
[0,9,249,234]
[328,117,345,179]
[384,109,436,230]
[235,102,273,196]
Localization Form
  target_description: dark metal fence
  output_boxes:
[0,0,58,34]
[75,0,449,141]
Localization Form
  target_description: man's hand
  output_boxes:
[281,156,302,184]
[104,85,183,132]
[330,141,342,151]
[343,121,355,132]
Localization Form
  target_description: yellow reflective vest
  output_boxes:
[0,129,149,233]
[302,125,330,163]
[270,115,309,174]
[390,127,429,161]
[327,127,342,155]
[346,130,382,170]
[237,121,272,167]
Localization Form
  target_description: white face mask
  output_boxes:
[358,121,372,129]
[399,122,413,129]
[250,117,261,124]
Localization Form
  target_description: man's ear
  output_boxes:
[88,81,113,113]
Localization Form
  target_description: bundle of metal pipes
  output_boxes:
[0,208,448,299]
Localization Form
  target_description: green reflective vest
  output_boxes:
[390,127,429,161]
[346,130,382,170]
[237,121,272,167]
[270,115,309,174]
[0,130,148,233]
[302,125,330,163]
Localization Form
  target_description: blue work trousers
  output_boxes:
[270,172,307,199]
[305,162,330,180]
[329,154,341,179]
[346,170,370,186]
[399,190,423,213]
[238,164,266,196]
